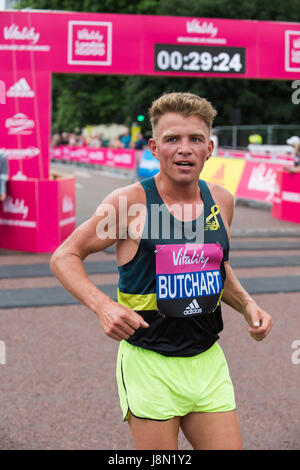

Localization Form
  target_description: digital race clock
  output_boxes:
[154,44,246,74]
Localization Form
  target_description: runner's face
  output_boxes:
[149,113,213,184]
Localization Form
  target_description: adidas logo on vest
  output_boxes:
[183,299,202,315]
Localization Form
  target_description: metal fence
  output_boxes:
[215,124,300,149]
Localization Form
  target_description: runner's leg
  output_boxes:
[128,414,180,450]
[180,410,242,450]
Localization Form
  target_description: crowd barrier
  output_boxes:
[200,157,293,203]
[50,146,297,206]
[50,146,136,170]
[218,148,295,164]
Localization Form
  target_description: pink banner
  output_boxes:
[0,177,75,252]
[50,146,135,169]
[236,161,282,202]
[0,180,38,251]
[272,170,300,224]
[0,69,50,179]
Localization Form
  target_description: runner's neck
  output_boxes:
[154,174,203,221]
[155,173,202,205]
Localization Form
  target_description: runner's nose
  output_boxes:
[178,138,192,155]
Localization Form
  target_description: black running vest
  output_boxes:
[117,176,230,357]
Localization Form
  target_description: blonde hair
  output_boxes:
[149,92,217,136]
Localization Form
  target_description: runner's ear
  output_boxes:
[148,138,159,160]
[207,138,214,159]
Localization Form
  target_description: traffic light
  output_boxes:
[135,105,146,123]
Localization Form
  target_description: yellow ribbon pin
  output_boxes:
[205,204,220,231]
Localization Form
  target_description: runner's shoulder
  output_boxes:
[207,182,233,206]
[207,182,234,227]
[99,180,146,209]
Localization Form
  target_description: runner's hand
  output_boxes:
[98,299,149,341]
[243,302,273,341]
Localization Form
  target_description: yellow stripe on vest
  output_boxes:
[217,288,223,306]
[117,289,157,311]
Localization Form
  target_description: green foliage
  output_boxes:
[16,0,161,14]
[15,0,300,133]
[51,74,128,132]
[156,0,300,22]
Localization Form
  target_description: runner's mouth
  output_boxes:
[175,161,194,167]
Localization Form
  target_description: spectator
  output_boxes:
[134,132,148,150]
[0,153,8,202]
[248,133,262,145]
[68,133,77,146]
[100,134,110,148]
[60,132,70,145]
[89,135,103,148]
[284,137,300,173]
[51,134,61,148]
[286,135,300,152]
[91,133,110,148]
[120,128,131,149]
[76,133,86,146]
[110,136,124,149]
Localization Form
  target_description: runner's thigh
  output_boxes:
[180,410,242,450]
[128,415,180,450]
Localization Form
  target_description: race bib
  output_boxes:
[156,243,224,318]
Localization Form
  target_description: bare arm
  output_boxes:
[222,262,273,341]
[50,186,149,341]
[210,183,273,341]
[50,217,113,313]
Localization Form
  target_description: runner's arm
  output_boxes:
[50,187,149,341]
[222,263,273,341]
[210,183,273,341]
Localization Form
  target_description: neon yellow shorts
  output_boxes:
[116,340,236,421]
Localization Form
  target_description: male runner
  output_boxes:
[50,92,273,450]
